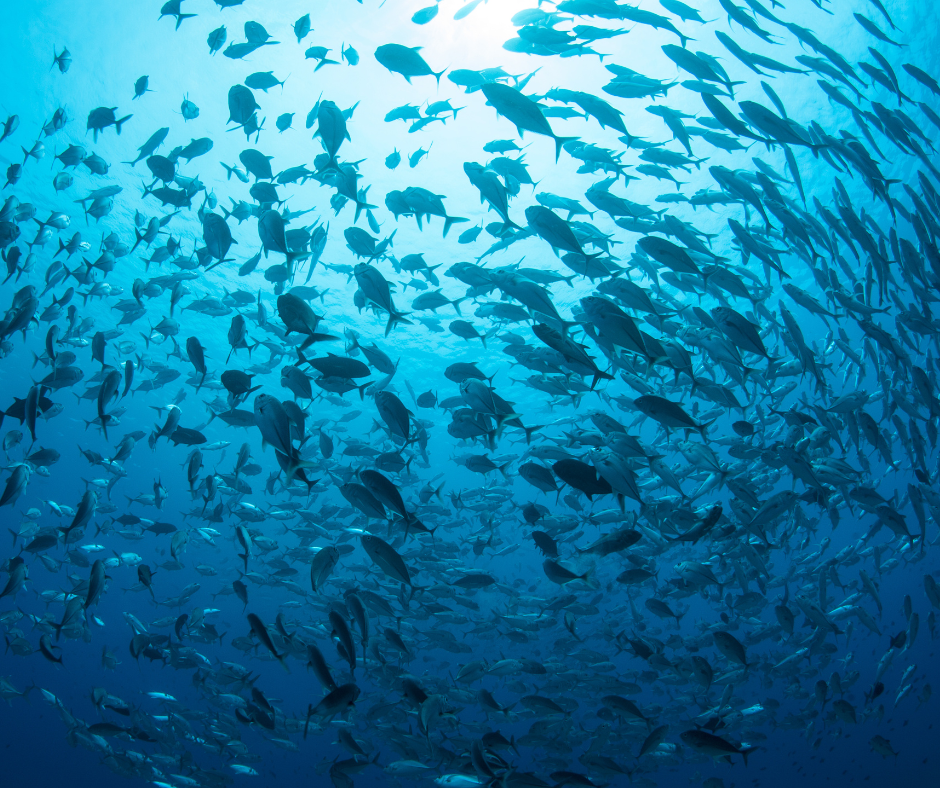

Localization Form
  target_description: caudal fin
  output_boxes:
[553,135,579,163]
[384,310,412,337]
[442,215,468,238]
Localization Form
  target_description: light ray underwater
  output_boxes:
[1,0,940,787]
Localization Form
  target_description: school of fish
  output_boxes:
[1,0,939,786]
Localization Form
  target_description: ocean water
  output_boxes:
[0,0,938,787]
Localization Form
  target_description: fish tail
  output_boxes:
[553,135,578,162]
[442,215,468,238]
[304,704,313,739]
[697,418,716,442]
[589,368,615,390]
[579,566,597,590]
[384,310,412,337]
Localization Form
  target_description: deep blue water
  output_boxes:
[1,1,939,787]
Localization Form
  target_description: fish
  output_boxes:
[680,729,758,764]
[247,612,289,671]
[374,43,445,84]
[480,83,577,162]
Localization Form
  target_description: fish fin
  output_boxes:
[442,215,468,237]
[553,135,579,162]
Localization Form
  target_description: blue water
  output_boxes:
[1,0,938,786]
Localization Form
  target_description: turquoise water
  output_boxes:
[0,0,938,786]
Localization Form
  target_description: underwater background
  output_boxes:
[1,0,939,786]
